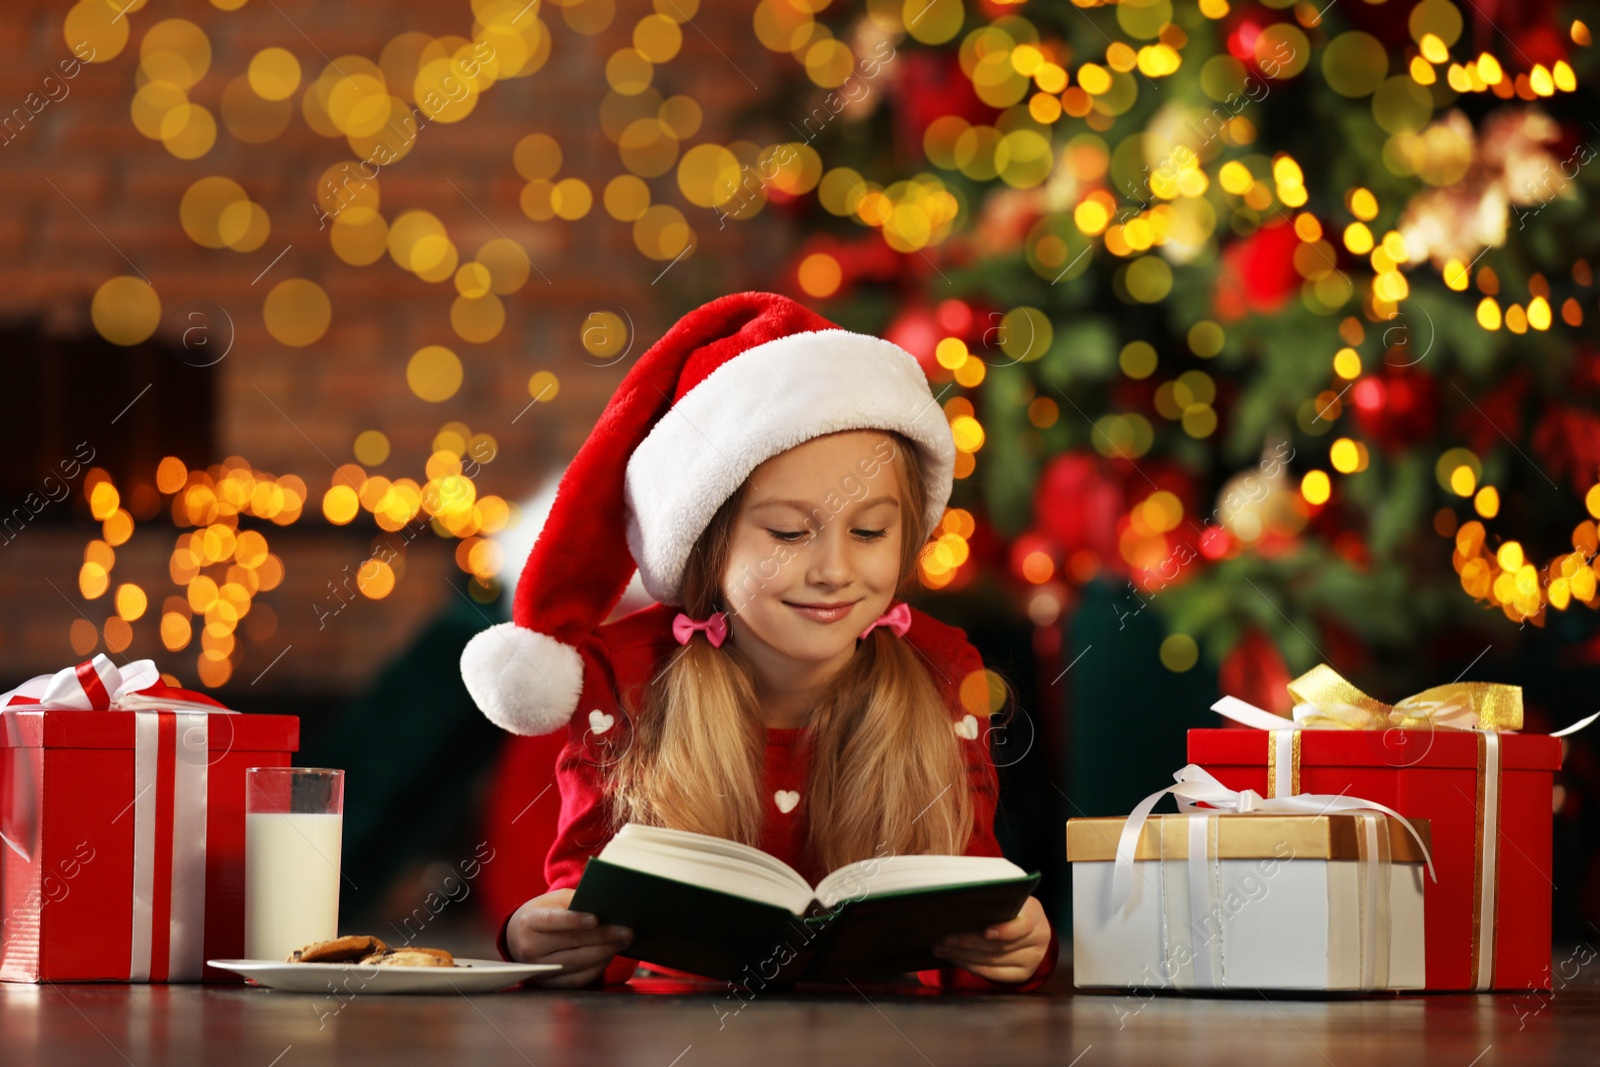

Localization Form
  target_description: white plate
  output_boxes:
[207,958,562,994]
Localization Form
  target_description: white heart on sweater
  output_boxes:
[954,714,979,740]
[588,709,614,734]
[774,790,800,814]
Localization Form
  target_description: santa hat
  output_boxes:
[460,291,957,736]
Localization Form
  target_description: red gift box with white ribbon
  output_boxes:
[1188,664,1596,992]
[1,656,298,982]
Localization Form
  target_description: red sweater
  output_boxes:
[494,601,1058,992]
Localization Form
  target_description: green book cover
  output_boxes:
[569,857,1041,985]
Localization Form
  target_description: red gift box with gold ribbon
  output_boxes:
[1188,664,1595,992]
[1,656,298,982]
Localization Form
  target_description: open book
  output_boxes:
[568,823,1041,986]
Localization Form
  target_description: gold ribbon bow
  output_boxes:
[1287,663,1523,733]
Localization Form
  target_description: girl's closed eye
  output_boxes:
[765,528,888,542]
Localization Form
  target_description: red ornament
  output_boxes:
[888,50,999,162]
[884,303,944,377]
[1515,24,1569,68]
[1034,452,1201,582]
[1227,21,1261,63]
[966,299,1008,355]
[1352,377,1384,414]
[1198,525,1232,560]
[1532,406,1600,495]
[846,236,903,285]
[1455,366,1527,456]
[1217,627,1292,716]
[1034,452,1128,565]
[1466,0,1567,65]
[935,298,973,339]
[1222,14,1302,79]
[1352,366,1438,450]
[1213,221,1301,321]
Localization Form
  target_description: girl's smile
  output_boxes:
[783,599,862,624]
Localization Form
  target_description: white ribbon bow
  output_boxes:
[2,656,231,860]
[1111,763,1435,911]
[6,655,226,714]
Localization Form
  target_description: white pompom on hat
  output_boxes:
[460,292,956,735]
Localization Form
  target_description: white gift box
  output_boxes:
[1068,811,1430,991]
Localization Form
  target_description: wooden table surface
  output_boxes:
[4,951,1598,1067]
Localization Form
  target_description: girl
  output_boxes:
[462,292,1056,991]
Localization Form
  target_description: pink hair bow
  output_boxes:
[672,610,729,648]
[859,601,912,640]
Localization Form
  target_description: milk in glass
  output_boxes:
[244,811,342,960]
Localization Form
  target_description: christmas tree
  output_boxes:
[735,0,1600,713]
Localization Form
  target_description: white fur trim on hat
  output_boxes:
[459,622,585,736]
[623,328,955,604]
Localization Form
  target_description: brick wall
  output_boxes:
[0,0,797,697]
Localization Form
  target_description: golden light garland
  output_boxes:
[1444,510,1600,626]
[70,426,516,687]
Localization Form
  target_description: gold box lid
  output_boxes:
[1066,813,1432,864]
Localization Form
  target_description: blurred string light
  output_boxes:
[71,457,302,687]
[1444,510,1600,625]
[914,302,1055,591]
[919,507,975,590]
[65,426,519,687]
[1433,461,1600,625]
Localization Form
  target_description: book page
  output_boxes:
[813,854,1028,909]
[597,823,816,914]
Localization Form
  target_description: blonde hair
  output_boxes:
[607,430,983,874]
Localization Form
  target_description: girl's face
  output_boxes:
[721,430,908,671]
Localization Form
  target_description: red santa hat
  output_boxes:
[460,291,957,736]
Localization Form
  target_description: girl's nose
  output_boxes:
[805,525,852,588]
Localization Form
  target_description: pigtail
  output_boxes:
[803,631,973,873]
[608,484,767,844]
[609,640,766,844]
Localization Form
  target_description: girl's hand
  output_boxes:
[505,887,635,988]
[930,895,1051,984]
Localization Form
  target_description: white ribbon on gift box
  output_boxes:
[1112,764,1435,991]
[1210,695,1598,990]
[1,655,234,981]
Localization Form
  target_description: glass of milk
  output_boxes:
[244,767,344,961]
